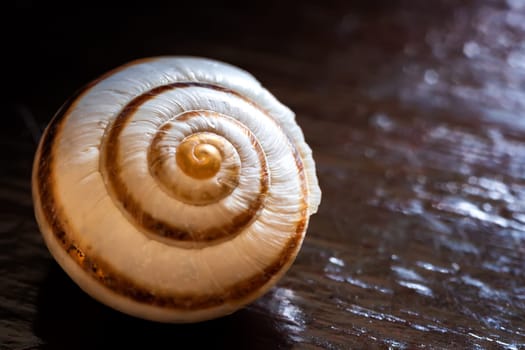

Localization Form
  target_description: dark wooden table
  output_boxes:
[3,1,525,348]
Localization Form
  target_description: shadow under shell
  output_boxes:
[33,262,293,349]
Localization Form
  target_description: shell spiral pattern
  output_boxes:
[32,56,321,323]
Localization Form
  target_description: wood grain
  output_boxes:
[2,1,525,348]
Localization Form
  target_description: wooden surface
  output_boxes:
[3,1,525,348]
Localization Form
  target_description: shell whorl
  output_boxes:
[32,56,321,323]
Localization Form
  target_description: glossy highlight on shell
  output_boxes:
[31,56,321,323]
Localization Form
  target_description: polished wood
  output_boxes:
[3,1,525,348]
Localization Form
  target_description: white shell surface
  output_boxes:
[32,56,321,322]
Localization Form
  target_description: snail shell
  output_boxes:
[32,56,321,323]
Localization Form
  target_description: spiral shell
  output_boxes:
[32,56,321,323]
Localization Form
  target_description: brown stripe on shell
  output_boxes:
[35,75,310,310]
[103,86,269,242]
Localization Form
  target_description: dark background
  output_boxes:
[3,1,525,349]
